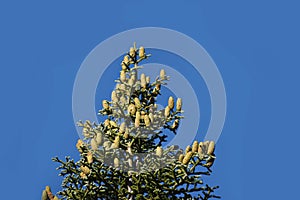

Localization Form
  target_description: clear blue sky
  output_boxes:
[0,1,299,199]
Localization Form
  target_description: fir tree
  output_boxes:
[42,43,220,200]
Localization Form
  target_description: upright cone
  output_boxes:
[139,46,145,58]
[164,106,170,118]
[135,111,140,128]
[160,69,165,79]
[207,141,215,155]
[41,190,48,200]
[182,152,193,165]
[156,146,163,157]
[176,98,182,111]
[192,141,199,153]
[168,96,174,110]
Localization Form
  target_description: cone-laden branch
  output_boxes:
[48,138,219,199]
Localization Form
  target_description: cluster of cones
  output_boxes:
[178,140,216,167]
[41,186,59,200]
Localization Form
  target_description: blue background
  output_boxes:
[0,1,299,199]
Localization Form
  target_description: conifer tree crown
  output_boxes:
[42,43,220,200]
